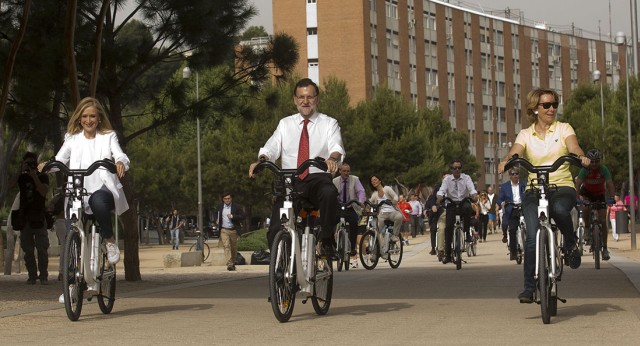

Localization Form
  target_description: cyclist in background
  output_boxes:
[431,159,478,264]
[574,149,615,260]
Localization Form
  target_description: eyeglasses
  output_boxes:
[450,166,462,171]
[510,172,519,176]
[295,95,317,103]
[538,102,559,109]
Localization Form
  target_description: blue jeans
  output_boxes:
[88,186,115,239]
[522,186,577,292]
[171,228,180,248]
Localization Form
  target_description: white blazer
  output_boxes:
[55,131,130,215]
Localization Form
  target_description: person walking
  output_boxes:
[166,209,184,250]
[476,191,491,242]
[398,194,412,244]
[608,193,626,241]
[13,152,50,284]
[216,192,246,271]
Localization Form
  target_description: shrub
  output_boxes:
[238,228,269,251]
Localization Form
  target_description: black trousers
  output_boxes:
[20,219,50,280]
[267,173,338,249]
[444,202,473,255]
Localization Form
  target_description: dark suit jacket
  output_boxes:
[216,203,246,231]
[497,180,527,224]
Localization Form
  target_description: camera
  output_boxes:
[24,160,37,173]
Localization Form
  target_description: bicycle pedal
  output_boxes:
[557,297,567,304]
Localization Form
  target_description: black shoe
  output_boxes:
[320,239,337,259]
[227,264,236,271]
[518,290,534,304]
[40,278,48,285]
[502,236,508,243]
[510,252,517,261]
[350,249,357,256]
[602,248,610,261]
[442,255,452,264]
[429,249,436,255]
[437,251,444,262]
[58,273,63,281]
[566,248,582,269]
[26,278,36,285]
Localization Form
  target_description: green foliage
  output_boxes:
[238,229,269,251]
[563,79,640,188]
[239,26,269,41]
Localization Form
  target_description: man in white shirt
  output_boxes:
[249,78,345,257]
[408,193,423,238]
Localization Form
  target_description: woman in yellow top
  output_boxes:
[498,88,590,304]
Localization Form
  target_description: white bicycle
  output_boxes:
[42,159,117,321]
[253,158,333,323]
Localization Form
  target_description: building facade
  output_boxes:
[273,0,631,188]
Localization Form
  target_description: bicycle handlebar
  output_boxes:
[41,158,118,176]
[364,199,393,209]
[252,157,329,178]
[504,154,583,174]
[441,196,475,208]
[340,199,363,209]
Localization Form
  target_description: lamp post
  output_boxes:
[592,70,605,128]
[182,66,204,254]
[615,32,636,250]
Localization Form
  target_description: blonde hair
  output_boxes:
[525,88,560,124]
[66,97,114,135]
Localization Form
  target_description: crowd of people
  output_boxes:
[9,79,633,310]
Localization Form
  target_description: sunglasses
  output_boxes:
[450,166,462,171]
[510,172,519,176]
[538,102,559,109]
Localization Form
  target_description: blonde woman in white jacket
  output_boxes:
[42,97,129,266]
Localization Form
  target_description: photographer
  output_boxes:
[14,152,50,284]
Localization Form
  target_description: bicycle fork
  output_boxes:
[534,222,566,304]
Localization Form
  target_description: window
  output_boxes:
[386,2,398,19]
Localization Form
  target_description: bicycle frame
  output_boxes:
[533,182,560,283]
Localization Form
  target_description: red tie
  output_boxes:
[297,119,310,180]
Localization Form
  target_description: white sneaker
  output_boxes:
[105,242,120,264]
[58,294,64,303]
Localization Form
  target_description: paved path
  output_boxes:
[1,231,639,345]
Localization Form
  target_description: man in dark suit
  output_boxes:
[216,192,246,271]
[497,166,527,260]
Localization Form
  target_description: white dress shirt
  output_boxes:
[258,112,345,173]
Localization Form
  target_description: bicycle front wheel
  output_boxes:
[388,234,403,269]
[454,228,462,270]
[577,226,584,256]
[311,255,333,315]
[336,230,347,272]
[592,224,602,270]
[97,251,116,314]
[269,231,296,323]
[63,228,84,321]
[359,230,379,270]
[538,227,551,324]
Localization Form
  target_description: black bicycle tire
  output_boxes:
[344,235,351,272]
[336,231,346,272]
[269,231,295,323]
[388,233,403,269]
[97,250,116,314]
[359,230,379,270]
[63,228,84,321]
[538,227,551,324]
[593,223,601,270]
[577,226,584,256]
[311,256,333,315]
[455,227,462,270]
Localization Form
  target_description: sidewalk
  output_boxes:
[1,229,639,317]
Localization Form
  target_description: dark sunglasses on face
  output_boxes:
[510,172,519,176]
[450,166,462,171]
[538,102,559,109]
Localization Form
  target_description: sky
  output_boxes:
[248,0,637,39]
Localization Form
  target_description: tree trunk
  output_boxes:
[120,176,141,281]
[89,0,110,97]
[64,0,80,106]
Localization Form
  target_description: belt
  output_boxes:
[221,227,235,230]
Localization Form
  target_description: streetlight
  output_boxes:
[615,31,636,250]
[592,69,605,128]
[182,66,204,255]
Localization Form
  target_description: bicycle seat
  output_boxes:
[383,220,394,227]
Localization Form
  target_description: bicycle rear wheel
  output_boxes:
[269,231,296,323]
[592,224,602,270]
[388,234,403,268]
[311,255,333,315]
[538,227,551,324]
[63,228,84,321]
[577,226,585,256]
[359,230,379,270]
[97,251,116,314]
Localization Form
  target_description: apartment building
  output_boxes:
[272,0,631,188]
